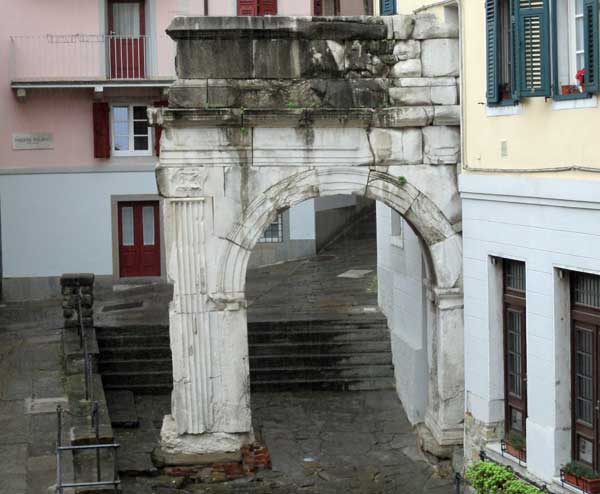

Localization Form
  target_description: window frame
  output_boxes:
[258,213,284,244]
[110,103,153,157]
[571,271,600,470]
[502,259,528,447]
[552,0,593,101]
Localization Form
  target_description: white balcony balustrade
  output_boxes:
[9,34,175,86]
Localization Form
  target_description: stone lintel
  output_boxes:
[167,16,388,41]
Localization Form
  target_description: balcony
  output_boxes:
[9,34,175,89]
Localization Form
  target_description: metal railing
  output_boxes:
[55,404,120,493]
[9,34,174,82]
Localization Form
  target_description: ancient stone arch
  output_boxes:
[151,14,463,460]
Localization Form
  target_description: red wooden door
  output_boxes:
[118,201,160,277]
[108,0,146,79]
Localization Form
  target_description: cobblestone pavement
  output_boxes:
[0,299,66,494]
[120,390,453,494]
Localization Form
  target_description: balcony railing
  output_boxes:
[9,34,175,85]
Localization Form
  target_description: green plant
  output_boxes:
[286,102,301,109]
[465,462,516,494]
[503,479,543,494]
[564,461,600,479]
[397,176,407,187]
[507,430,526,451]
[240,127,249,137]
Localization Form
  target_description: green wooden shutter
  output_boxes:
[510,0,521,100]
[516,0,551,97]
[486,0,500,104]
[380,0,396,15]
[584,0,599,93]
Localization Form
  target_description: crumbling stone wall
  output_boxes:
[150,14,463,462]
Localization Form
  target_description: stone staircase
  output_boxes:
[249,316,395,392]
[96,325,173,395]
[96,314,395,394]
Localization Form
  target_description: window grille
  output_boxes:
[259,214,283,243]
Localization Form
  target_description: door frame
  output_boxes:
[111,194,165,282]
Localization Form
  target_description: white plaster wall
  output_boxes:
[376,201,429,424]
[461,174,600,482]
[0,169,158,278]
[289,199,316,240]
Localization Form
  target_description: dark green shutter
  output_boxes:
[510,0,521,100]
[380,0,396,15]
[584,0,599,93]
[516,0,551,97]
[486,0,500,104]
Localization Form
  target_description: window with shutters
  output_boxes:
[110,104,152,156]
[486,0,599,106]
[571,272,600,469]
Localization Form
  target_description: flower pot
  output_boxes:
[505,443,526,461]
[562,84,572,95]
[561,469,600,494]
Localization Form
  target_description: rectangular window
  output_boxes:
[259,214,284,243]
[390,211,404,248]
[486,0,600,104]
[503,259,527,451]
[571,271,600,469]
[111,104,152,156]
[380,0,396,15]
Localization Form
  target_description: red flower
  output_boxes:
[576,68,586,85]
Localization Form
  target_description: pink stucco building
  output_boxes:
[0,0,382,300]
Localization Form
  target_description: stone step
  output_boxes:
[249,340,392,356]
[105,390,139,428]
[248,328,390,344]
[96,333,170,348]
[99,358,173,373]
[250,352,393,368]
[248,319,387,331]
[99,346,172,360]
[251,365,394,381]
[101,371,173,387]
[250,377,395,392]
[103,383,172,395]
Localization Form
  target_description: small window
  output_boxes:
[111,104,152,156]
[259,214,284,243]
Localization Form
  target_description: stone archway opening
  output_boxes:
[151,13,464,471]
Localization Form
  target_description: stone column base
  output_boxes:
[160,415,254,458]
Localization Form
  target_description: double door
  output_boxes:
[118,201,160,277]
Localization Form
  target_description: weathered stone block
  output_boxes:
[389,86,431,106]
[393,40,421,61]
[393,77,456,87]
[373,107,432,128]
[369,128,422,165]
[421,39,459,77]
[431,85,457,105]
[391,15,415,40]
[390,59,422,78]
[176,39,253,79]
[254,39,313,78]
[169,80,208,108]
[412,13,459,40]
[422,126,460,164]
[433,106,460,126]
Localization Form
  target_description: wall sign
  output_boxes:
[12,133,54,150]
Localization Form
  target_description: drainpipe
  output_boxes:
[204,0,209,16]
